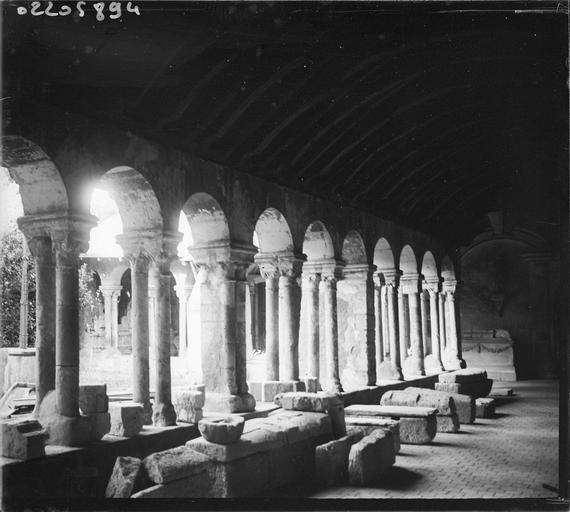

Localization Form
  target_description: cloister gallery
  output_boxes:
[0,0,567,506]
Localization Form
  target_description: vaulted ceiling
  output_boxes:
[3,1,568,245]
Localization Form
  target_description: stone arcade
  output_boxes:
[0,1,566,505]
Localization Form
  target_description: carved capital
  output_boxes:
[319,273,337,289]
[259,262,280,281]
[26,236,53,262]
[278,257,303,278]
[442,279,458,294]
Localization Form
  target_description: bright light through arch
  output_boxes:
[178,211,194,260]
[85,188,124,258]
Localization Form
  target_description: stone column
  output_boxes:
[260,265,280,381]
[247,280,257,354]
[320,272,343,393]
[152,252,177,427]
[386,281,403,379]
[303,273,320,383]
[101,285,122,348]
[443,279,464,370]
[278,259,302,382]
[421,290,430,356]
[402,275,425,376]
[52,236,85,417]
[374,281,384,364]
[397,288,409,363]
[426,280,444,372]
[148,264,160,365]
[174,284,192,357]
[127,251,153,423]
[27,237,56,415]
[381,286,390,360]
[438,292,447,353]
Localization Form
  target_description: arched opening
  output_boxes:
[181,192,229,248]
[342,230,367,265]
[399,244,418,275]
[303,221,335,262]
[253,208,294,254]
[441,255,456,281]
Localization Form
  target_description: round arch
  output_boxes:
[342,230,367,265]
[253,208,294,254]
[181,192,230,247]
[399,244,418,274]
[421,251,438,278]
[303,221,335,261]
[373,237,395,272]
[1,136,69,216]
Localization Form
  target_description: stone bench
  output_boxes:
[131,410,333,498]
[476,398,496,418]
[405,387,475,424]
[344,404,437,444]
[345,416,400,453]
[380,389,460,433]
[436,369,493,398]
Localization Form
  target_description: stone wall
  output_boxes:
[460,238,559,379]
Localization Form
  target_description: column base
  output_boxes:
[152,401,177,427]
[376,360,404,381]
[424,355,444,374]
[321,380,343,394]
[262,380,306,402]
[442,354,465,371]
[136,399,153,425]
[402,357,425,378]
[203,392,256,413]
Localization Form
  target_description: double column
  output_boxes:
[400,273,425,377]
[425,278,444,372]
[172,262,194,358]
[303,272,320,386]
[320,266,343,393]
[119,231,179,426]
[374,271,403,381]
[260,264,280,381]
[442,278,464,370]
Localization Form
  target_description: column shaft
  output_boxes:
[429,290,443,369]
[408,291,425,375]
[103,292,114,347]
[321,276,342,393]
[54,245,80,417]
[421,291,430,356]
[264,275,279,380]
[279,275,299,381]
[445,291,462,368]
[398,289,408,362]
[439,292,447,354]
[374,285,384,364]
[219,279,238,395]
[29,238,56,414]
[386,284,402,378]
[130,254,152,422]
[304,274,320,380]
[153,270,176,426]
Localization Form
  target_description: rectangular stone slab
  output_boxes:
[439,369,488,383]
[345,404,438,418]
[105,456,142,498]
[79,384,108,414]
[405,387,475,424]
[143,446,213,484]
[436,379,493,399]
[381,389,456,416]
[345,405,437,444]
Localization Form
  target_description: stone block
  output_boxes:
[435,413,460,433]
[105,456,142,498]
[303,377,319,393]
[439,368,488,383]
[172,389,204,424]
[79,384,108,414]
[247,381,263,402]
[269,410,333,443]
[1,418,48,459]
[85,412,110,440]
[434,382,461,394]
[381,389,457,416]
[406,386,476,424]
[348,430,395,486]
[476,397,496,418]
[345,417,400,453]
[345,404,437,444]
[212,451,273,497]
[315,434,360,487]
[143,446,212,484]
[203,392,256,413]
[108,402,144,437]
[278,391,337,412]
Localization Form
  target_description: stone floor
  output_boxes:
[264,380,560,500]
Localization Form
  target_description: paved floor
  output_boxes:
[267,380,560,499]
